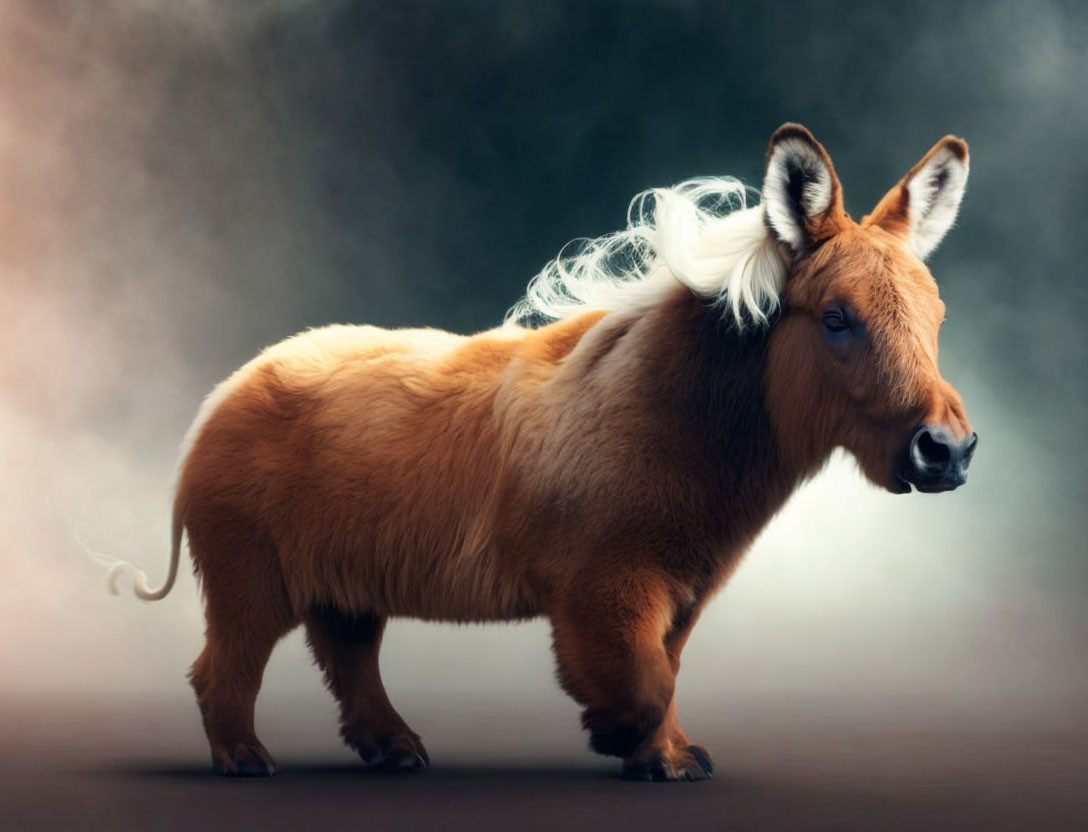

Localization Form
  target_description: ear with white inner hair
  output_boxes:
[761,123,845,256]
[864,135,970,260]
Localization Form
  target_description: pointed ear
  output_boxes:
[864,136,969,260]
[762,123,846,255]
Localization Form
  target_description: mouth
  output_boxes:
[894,466,966,495]
[912,480,962,493]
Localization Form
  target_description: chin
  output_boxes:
[888,477,913,495]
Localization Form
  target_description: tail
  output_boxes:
[81,494,184,602]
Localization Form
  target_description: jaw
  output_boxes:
[839,418,924,495]
[851,447,914,494]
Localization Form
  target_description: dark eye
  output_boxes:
[822,307,850,333]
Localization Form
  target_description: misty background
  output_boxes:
[1,0,1086,769]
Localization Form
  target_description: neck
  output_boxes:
[545,286,821,566]
[648,290,808,548]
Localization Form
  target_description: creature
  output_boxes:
[111,123,976,781]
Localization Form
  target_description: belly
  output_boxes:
[298,535,544,623]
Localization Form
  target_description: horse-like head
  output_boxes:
[762,124,976,493]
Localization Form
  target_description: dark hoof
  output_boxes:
[382,750,427,772]
[381,733,429,771]
[355,733,429,772]
[622,745,713,782]
[211,743,277,777]
[686,744,714,778]
[356,742,384,768]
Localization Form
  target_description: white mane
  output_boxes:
[506,177,787,328]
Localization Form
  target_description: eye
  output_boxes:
[822,307,850,334]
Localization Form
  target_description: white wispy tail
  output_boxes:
[79,495,184,601]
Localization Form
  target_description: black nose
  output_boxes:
[900,425,978,493]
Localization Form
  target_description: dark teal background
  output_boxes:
[83,0,1088,587]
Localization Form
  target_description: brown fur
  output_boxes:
[176,125,973,780]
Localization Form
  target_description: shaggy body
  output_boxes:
[116,124,978,780]
[181,287,802,776]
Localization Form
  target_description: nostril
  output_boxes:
[905,426,973,490]
[915,429,952,467]
[964,432,979,462]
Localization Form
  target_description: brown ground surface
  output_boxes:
[2,694,1086,831]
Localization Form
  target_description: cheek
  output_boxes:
[819,337,874,401]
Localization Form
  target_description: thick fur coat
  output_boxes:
[111,124,976,780]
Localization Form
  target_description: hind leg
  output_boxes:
[187,526,298,776]
[304,607,428,771]
[189,603,296,776]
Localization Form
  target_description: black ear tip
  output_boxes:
[766,123,830,170]
[938,136,969,161]
[769,122,818,148]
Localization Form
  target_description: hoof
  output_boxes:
[381,733,429,771]
[686,745,714,778]
[355,733,429,772]
[583,703,664,758]
[211,742,277,777]
[622,744,713,782]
